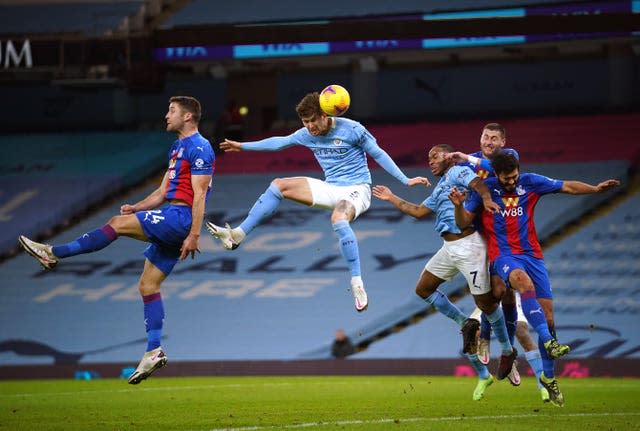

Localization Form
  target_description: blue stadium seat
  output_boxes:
[0,131,172,255]
[0,161,632,365]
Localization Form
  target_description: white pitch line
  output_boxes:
[206,412,640,431]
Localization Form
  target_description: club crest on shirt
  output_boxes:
[177,147,184,158]
[516,185,526,196]
[333,139,342,146]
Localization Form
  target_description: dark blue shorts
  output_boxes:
[135,205,192,275]
[492,254,553,299]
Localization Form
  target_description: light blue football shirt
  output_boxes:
[240,117,409,186]
[423,165,478,235]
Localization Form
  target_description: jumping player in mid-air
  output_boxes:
[206,91,429,313]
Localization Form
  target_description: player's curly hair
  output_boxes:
[490,151,519,175]
[295,92,323,118]
[170,96,201,123]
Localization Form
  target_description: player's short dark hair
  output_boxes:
[483,123,505,139]
[491,151,519,175]
[296,92,323,118]
[170,96,201,123]
[432,143,455,153]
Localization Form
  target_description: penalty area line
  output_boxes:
[206,412,640,431]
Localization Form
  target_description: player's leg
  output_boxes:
[330,199,369,311]
[322,182,371,312]
[19,213,145,270]
[419,248,468,326]
[205,177,310,249]
[128,257,169,384]
[477,270,507,352]
[526,257,570,362]
[501,285,518,347]
[127,205,188,384]
[455,233,514,367]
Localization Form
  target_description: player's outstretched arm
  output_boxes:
[561,179,621,195]
[444,151,470,164]
[221,135,295,153]
[372,185,432,219]
[449,187,476,229]
[406,176,431,187]
[219,139,243,152]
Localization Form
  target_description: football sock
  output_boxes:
[525,349,545,388]
[502,302,518,346]
[333,220,361,277]
[479,312,492,340]
[239,183,283,235]
[520,290,552,343]
[424,290,467,326]
[52,224,118,258]
[143,293,164,352]
[538,336,555,378]
[485,307,512,355]
[466,353,490,379]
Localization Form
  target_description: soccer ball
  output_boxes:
[319,84,350,116]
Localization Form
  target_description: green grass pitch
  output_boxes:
[1,376,639,430]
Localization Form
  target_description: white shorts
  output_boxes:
[470,291,527,323]
[515,291,526,323]
[306,178,371,219]
[424,231,491,295]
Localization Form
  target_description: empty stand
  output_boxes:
[0,131,172,255]
[215,113,640,175]
[0,160,631,365]
[0,1,143,36]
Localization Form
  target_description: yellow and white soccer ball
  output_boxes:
[319,84,350,116]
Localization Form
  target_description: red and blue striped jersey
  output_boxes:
[465,173,563,261]
[164,132,215,205]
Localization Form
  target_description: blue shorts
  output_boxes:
[135,205,192,275]
[492,254,553,299]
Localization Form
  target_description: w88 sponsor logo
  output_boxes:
[500,206,523,217]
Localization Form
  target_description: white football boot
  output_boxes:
[127,347,168,385]
[18,235,58,270]
[351,278,368,313]
[205,222,241,250]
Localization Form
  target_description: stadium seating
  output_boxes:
[0,159,631,365]
[215,113,640,174]
[0,131,172,256]
[0,2,143,36]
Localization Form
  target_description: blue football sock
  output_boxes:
[520,291,552,344]
[538,336,555,378]
[485,307,512,355]
[525,349,544,388]
[479,312,491,340]
[143,293,164,352]
[52,225,118,258]
[466,353,490,379]
[502,303,518,346]
[239,184,283,235]
[424,290,467,326]
[332,220,361,277]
